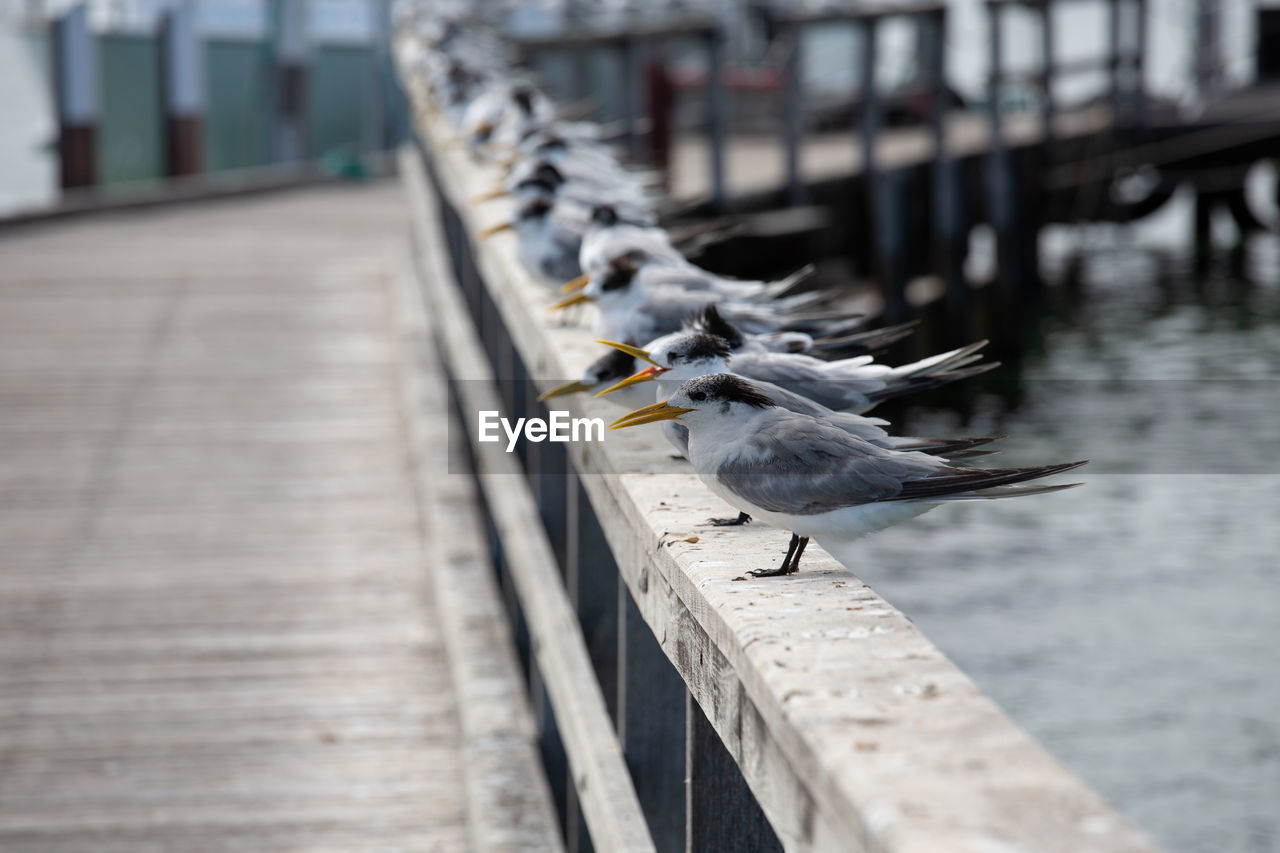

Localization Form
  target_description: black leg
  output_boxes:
[786,537,809,575]
[746,533,800,578]
[707,512,751,527]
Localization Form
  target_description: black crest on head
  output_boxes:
[687,305,744,349]
[591,205,619,227]
[535,135,567,155]
[601,254,641,292]
[533,162,565,186]
[518,196,553,221]
[683,374,773,409]
[511,85,537,115]
[670,333,732,365]
[589,346,637,383]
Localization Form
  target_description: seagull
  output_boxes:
[478,194,590,284]
[611,374,1084,578]
[595,331,995,414]
[473,159,658,222]
[686,304,918,360]
[548,253,857,344]
[536,346,655,411]
[595,338,1000,466]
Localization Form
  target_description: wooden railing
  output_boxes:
[396,43,1161,853]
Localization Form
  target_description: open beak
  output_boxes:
[477,221,513,240]
[470,186,507,204]
[596,365,666,397]
[560,274,590,294]
[594,340,662,367]
[537,380,592,401]
[609,400,693,430]
[548,292,593,311]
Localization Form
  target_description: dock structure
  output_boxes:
[13,1,1279,848]
[398,32,1165,841]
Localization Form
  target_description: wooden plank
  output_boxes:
[401,73,1162,852]
[0,183,472,853]
[686,693,782,853]
[389,227,564,852]
[619,591,687,853]
[402,146,657,853]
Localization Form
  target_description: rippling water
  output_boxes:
[865,231,1280,853]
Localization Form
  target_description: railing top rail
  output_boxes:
[760,1,948,25]
[399,115,1160,853]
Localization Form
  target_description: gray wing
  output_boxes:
[716,410,1084,514]
[715,411,945,515]
[543,225,584,280]
[742,376,897,447]
[732,351,886,412]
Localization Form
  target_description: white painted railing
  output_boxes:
[397,46,1162,852]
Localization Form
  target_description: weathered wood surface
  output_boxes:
[404,83,1163,851]
[0,184,554,852]
[403,150,656,853]
[389,236,565,853]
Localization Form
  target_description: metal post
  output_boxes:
[705,27,728,211]
[620,37,643,159]
[1108,0,1122,117]
[860,17,906,320]
[985,2,1003,158]
[782,22,805,206]
[859,17,880,189]
[928,9,967,314]
[1133,0,1148,124]
[160,0,204,177]
[1039,0,1055,145]
[270,0,309,164]
[372,0,397,150]
[52,3,98,190]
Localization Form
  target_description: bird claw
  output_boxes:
[707,512,751,527]
[746,565,795,578]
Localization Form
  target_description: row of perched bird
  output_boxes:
[399,2,1084,578]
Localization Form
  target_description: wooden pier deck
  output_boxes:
[0,183,554,852]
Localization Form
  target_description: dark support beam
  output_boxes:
[1039,1,1055,146]
[781,23,805,206]
[52,3,98,190]
[620,37,643,160]
[685,694,782,853]
[860,18,907,322]
[568,475,620,720]
[927,9,967,316]
[270,0,309,163]
[704,27,728,211]
[1108,0,1122,117]
[618,592,687,853]
[160,2,203,177]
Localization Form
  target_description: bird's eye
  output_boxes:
[689,391,706,402]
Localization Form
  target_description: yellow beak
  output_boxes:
[609,400,693,430]
[477,221,514,240]
[594,340,662,367]
[537,379,593,401]
[596,364,667,397]
[548,292,593,311]
[560,274,590,294]
[470,186,507,204]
